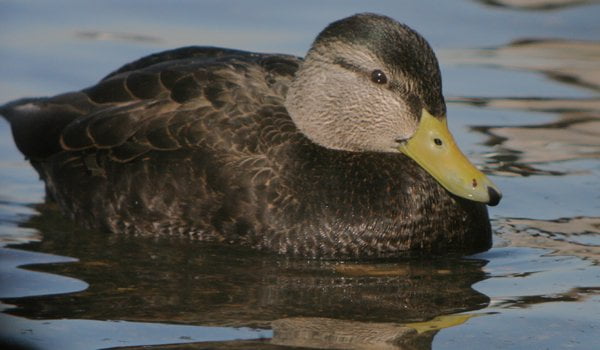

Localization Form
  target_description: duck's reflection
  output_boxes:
[5,204,490,349]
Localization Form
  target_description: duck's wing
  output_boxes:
[1,47,300,162]
[102,46,256,80]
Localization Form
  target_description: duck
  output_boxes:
[1,13,501,258]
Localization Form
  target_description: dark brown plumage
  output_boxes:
[1,14,494,258]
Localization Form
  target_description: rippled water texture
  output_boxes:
[0,1,599,349]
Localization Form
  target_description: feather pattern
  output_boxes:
[1,20,492,258]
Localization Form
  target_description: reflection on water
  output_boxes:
[443,39,600,178]
[444,39,600,92]
[475,0,599,11]
[444,38,600,269]
[0,313,271,350]
[497,216,600,262]
[469,101,599,176]
[446,246,600,349]
[76,31,164,44]
[0,247,84,299]
[1,0,600,349]
[17,207,489,325]
[446,40,600,177]
[2,204,489,348]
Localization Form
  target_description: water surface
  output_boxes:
[0,0,599,349]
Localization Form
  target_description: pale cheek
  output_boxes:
[342,90,405,151]
[327,78,368,122]
[384,96,418,139]
[366,95,418,150]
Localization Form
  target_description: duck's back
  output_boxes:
[1,46,491,257]
[1,47,301,236]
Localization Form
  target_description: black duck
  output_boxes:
[1,13,501,257]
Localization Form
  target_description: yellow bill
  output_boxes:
[398,109,501,206]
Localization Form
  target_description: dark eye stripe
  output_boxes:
[371,69,387,84]
[332,59,389,86]
[333,58,361,73]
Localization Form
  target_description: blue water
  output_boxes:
[1,1,599,349]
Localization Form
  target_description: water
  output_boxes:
[0,0,599,349]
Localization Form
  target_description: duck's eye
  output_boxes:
[371,69,387,85]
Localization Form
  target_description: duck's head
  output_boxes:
[285,13,501,206]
